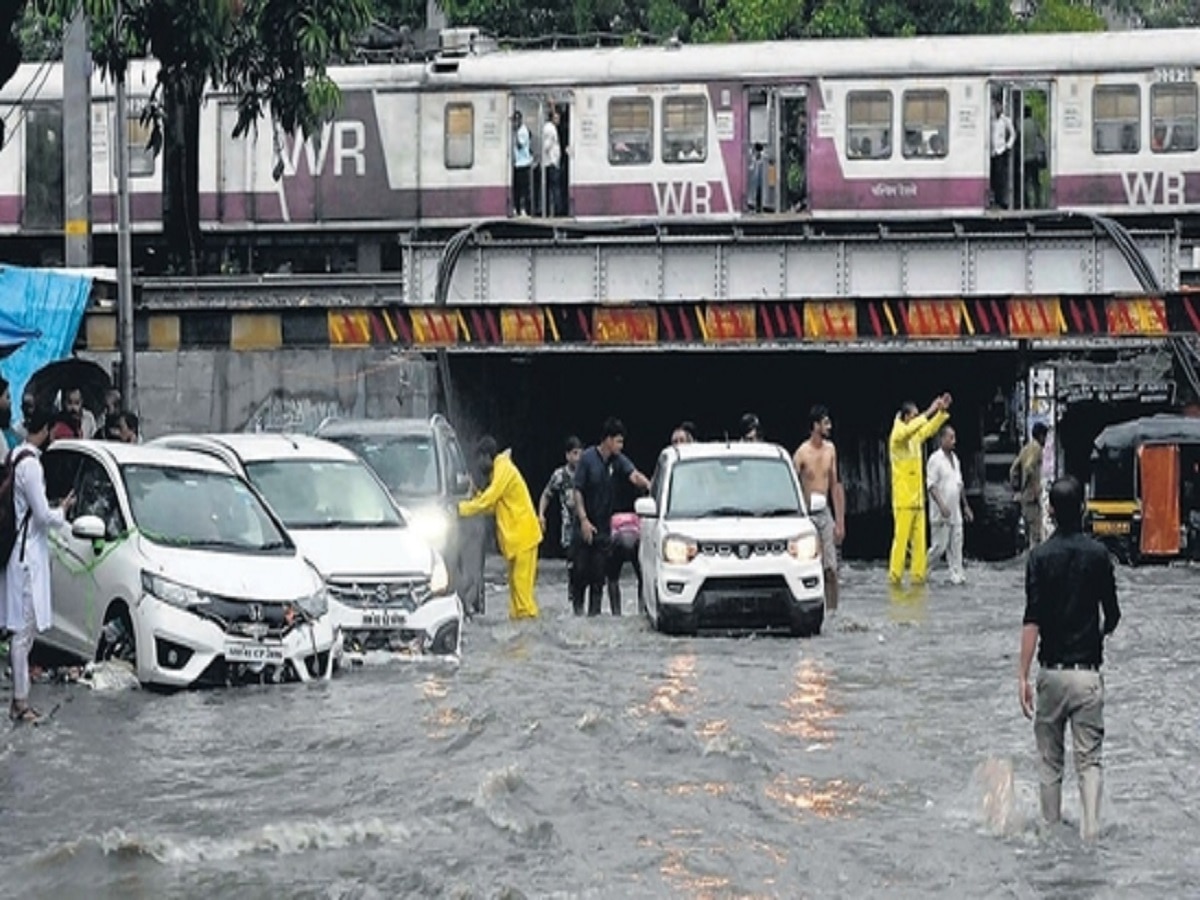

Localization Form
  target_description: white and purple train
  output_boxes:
[1,27,1198,265]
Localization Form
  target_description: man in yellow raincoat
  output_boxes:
[458,436,541,619]
[889,393,952,584]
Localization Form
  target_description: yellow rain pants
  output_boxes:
[458,449,542,619]
[888,409,949,583]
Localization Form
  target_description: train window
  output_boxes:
[23,104,63,228]
[1093,85,1140,154]
[846,91,892,160]
[444,102,474,169]
[662,95,707,164]
[609,97,653,166]
[1150,83,1198,153]
[902,90,949,159]
[126,109,156,177]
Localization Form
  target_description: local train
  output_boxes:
[1,27,1198,269]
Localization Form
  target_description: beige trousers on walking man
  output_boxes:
[1035,668,1105,840]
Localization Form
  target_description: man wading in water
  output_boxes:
[793,405,845,611]
[1019,475,1120,841]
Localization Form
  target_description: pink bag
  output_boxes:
[610,512,640,538]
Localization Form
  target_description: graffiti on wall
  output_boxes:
[244,391,349,435]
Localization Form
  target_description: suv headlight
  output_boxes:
[141,571,212,609]
[429,554,451,596]
[662,535,698,564]
[295,586,329,620]
[788,534,820,561]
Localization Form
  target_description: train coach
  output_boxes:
[1,27,1198,269]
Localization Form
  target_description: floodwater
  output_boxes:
[2,558,1197,898]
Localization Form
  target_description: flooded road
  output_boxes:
[2,559,1197,898]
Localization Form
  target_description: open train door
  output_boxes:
[1139,443,1181,557]
[987,81,1052,212]
[747,86,807,213]
[509,92,573,218]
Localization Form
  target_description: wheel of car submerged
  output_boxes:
[96,605,137,666]
[648,589,666,634]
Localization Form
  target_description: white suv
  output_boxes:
[635,442,825,636]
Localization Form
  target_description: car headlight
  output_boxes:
[295,585,329,620]
[788,534,820,561]
[141,570,212,609]
[429,553,451,596]
[662,535,698,564]
[408,506,452,548]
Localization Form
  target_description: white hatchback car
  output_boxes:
[151,434,464,659]
[39,441,339,688]
[636,441,825,636]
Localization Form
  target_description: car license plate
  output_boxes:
[1092,520,1131,535]
[224,641,285,664]
[361,611,408,629]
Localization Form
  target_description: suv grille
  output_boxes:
[698,540,788,559]
[694,575,794,632]
[327,577,432,610]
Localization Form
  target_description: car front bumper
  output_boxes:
[134,596,341,689]
[654,558,825,635]
[333,591,464,661]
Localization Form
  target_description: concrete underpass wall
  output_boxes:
[80,349,440,435]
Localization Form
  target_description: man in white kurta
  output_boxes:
[926,424,972,585]
[3,407,74,722]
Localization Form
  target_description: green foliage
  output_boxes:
[3,0,30,88]
[1023,0,1106,32]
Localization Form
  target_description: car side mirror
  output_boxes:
[72,515,106,542]
[454,472,471,495]
[634,497,658,519]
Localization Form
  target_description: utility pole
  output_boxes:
[63,9,91,267]
[115,0,137,411]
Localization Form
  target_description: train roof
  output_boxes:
[1092,415,1200,455]
[3,28,1199,101]
[423,28,1200,86]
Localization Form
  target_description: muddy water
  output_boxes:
[2,560,1196,898]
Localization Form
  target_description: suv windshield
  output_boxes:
[327,434,441,499]
[243,459,403,529]
[666,457,803,519]
[123,465,291,552]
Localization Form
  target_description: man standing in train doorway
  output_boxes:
[542,108,563,217]
[512,111,533,216]
[888,394,951,585]
[991,98,1016,209]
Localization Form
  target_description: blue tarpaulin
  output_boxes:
[0,265,94,425]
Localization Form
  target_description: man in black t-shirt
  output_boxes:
[1019,475,1121,842]
[572,417,651,616]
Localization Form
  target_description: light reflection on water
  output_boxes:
[765,774,866,820]
[764,657,837,747]
[630,652,697,719]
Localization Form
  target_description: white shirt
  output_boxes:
[991,113,1015,157]
[2,443,66,633]
[542,120,561,168]
[926,449,964,524]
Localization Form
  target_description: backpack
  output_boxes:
[0,449,35,566]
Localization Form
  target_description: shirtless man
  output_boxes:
[793,404,846,612]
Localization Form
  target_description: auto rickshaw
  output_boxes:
[1086,414,1200,564]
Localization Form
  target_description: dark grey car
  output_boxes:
[315,415,487,614]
